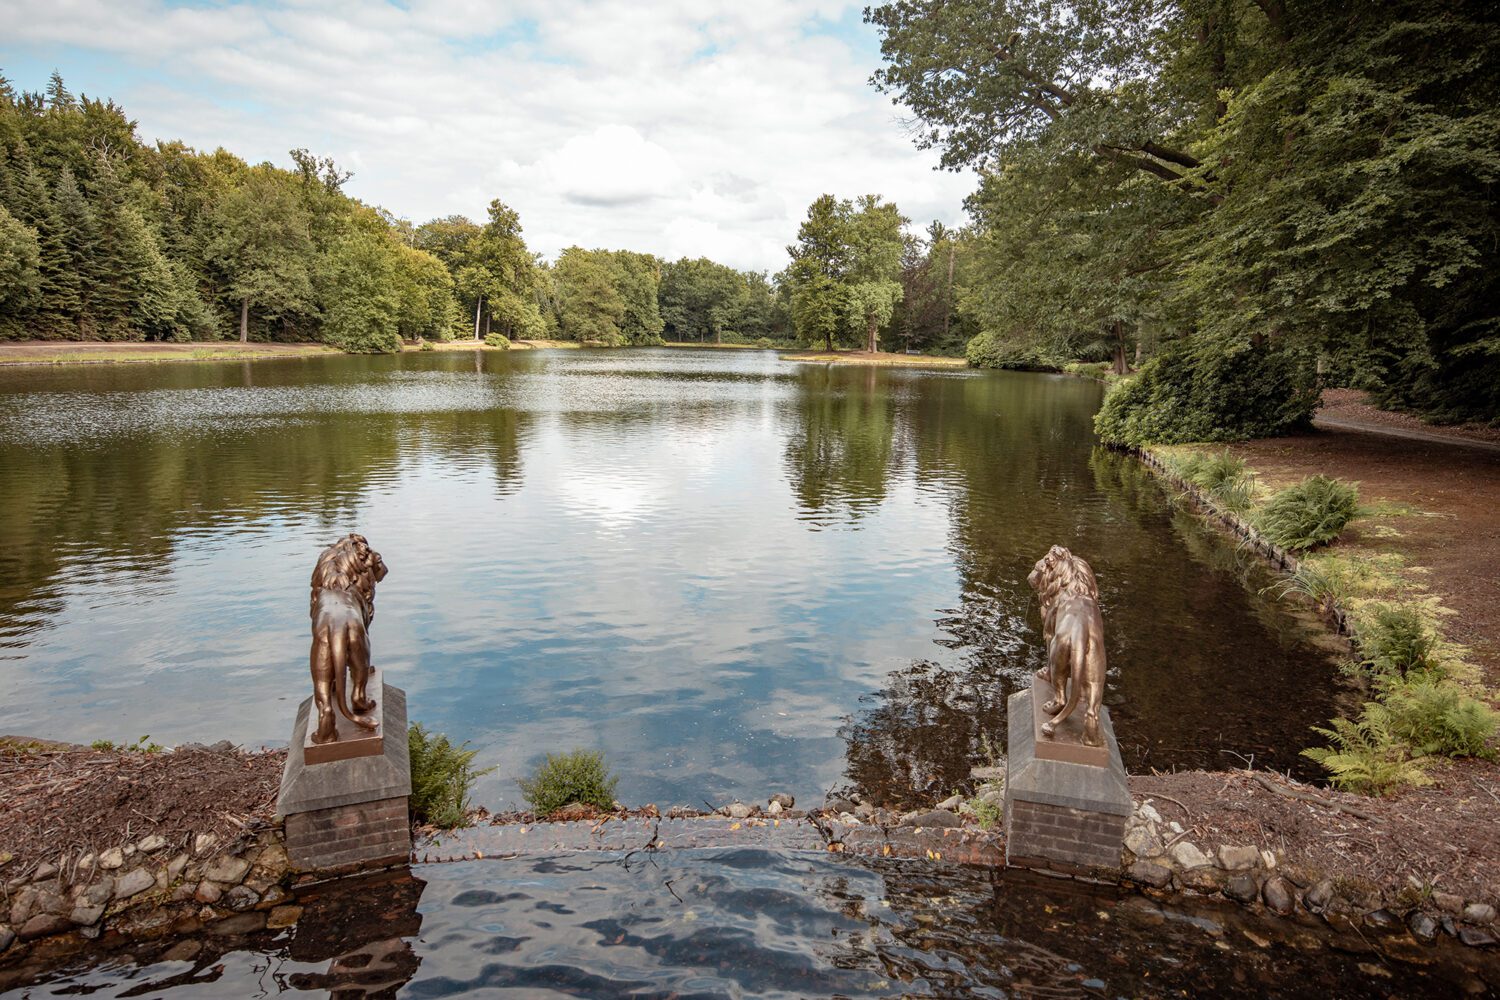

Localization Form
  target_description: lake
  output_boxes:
[0,348,1349,807]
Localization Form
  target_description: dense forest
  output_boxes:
[869,0,1500,434]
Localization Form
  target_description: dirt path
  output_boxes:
[0,341,336,366]
[1316,388,1500,448]
[1229,427,1500,681]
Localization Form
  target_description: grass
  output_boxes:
[972,798,1002,830]
[778,350,967,368]
[409,723,493,828]
[518,749,619,816]
[1175,449,1258,513]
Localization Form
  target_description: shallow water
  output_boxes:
[12,852,1486,998]
[0,349,1349,805]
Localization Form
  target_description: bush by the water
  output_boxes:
[409,723,492,828]
[1062,360,1111,381]
[1094,342,1319,446]
[964,332,1060,371]
[519,749,618,816]
[1176,450,1255,513]
[484,332,511,349]
[1253,475,1359,551]
[1302,713,1431,796]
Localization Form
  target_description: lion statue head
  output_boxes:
[310,533,389,624]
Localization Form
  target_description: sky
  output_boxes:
[0,0,977,271]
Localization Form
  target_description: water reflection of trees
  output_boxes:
[781,366,904,525]
[837,659,1010,807]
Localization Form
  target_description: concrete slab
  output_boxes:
[1006,688,1130,817]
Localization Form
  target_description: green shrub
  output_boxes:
[1302,712,1431,795]
[1094,341,1319,446]
[518,749,618,816]
[972,798,1001,830]
[1357,605,1438,677]
[484,332,511,350]
[1254,475,1359,551]
[1063,360,1111,380]
[754,337,775,349]
[1379,675,1498,758]
[964,331,1060,371]
[418,339,434,352]
[409,723,492,828]
[1177,450,1255,512]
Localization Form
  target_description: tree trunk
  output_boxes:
[473,295,483,341]
[1112,320,1129,375]
[866,311,878,354]
[239,297,249,343]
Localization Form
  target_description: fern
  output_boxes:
[409,723,493,828]
[1380,675,1498,759]
[1357,605,1438,678]
[1302,709,1431,795]
[1255,475,1360,551]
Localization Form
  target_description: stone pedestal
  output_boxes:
[277,684,412,873]
[1004,683,1130,874]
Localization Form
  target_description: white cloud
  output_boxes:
[0,0,975,270]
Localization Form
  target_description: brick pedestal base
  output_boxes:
[278,685,412,873]
[1004,685,1130,875]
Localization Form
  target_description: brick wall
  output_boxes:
[283,795,411,872]
[1006,798,1125,873]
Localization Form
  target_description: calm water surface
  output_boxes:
[13,852,1484,998]
[0,349,1349,805]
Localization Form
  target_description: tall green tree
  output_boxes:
[552,247,626,344]
[0,203,40,335]
[786,194,906,352]
[201,168,314,342]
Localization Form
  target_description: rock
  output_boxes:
[1217,845,1260,871]
[31,862,58,882]
[1135,802,1162,825]
[1124,825,1163,859]
[1363,909,1401,932]
[837,813,862,825]
[161,939,201,962]
[976,786,1005,807]
[112,867,155,901]
[1124,862,1172,889]
[1462,902,1497,925]
[1407,911,1439,943]
[1263,876,1297,916]
[166,853,189,882]
[769,793,795,809]
[1168,841,1209,870]
[122,844,137,858]
[224,885,260,912]
[725,801,753,820]
[193,833,218,856]
[899,809,961,829]
[1432,891,1463,914]
[69,904,104,927]
[1459,926,1497,948]
[825,798,856,816]
[76,853,95,872]
[98,847,125,870]
[266,905,303,929]
[1166,820,1183,835]
[177,742,208,753]
[137,835,168,854]
[1225,874,1260,904]
[970,766,1005,782]
[1303,879,1335,912]
[208,912,266,936]
[1260,849,1277,870]
[766,801,783,816]
[854,802,876,821]
[0,925,13,953]
[203,856,250,884]
[257,885,292,909]
[209,740,235,754]
[170,884,196,903]
[8,887,37,927]
[18,912,71,941]
[1177,866,1224,894]
[935,794,962,812]
[195,881,223,904]
[82,879,114,906]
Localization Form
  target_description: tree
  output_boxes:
[317,223,402,353]
[552,247,626,344]
[201,168,314,342]
[786,194,906,352]
[0,203,40,334]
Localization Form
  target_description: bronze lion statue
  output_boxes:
[308,533,389,745]
[1027,545,1107,747]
